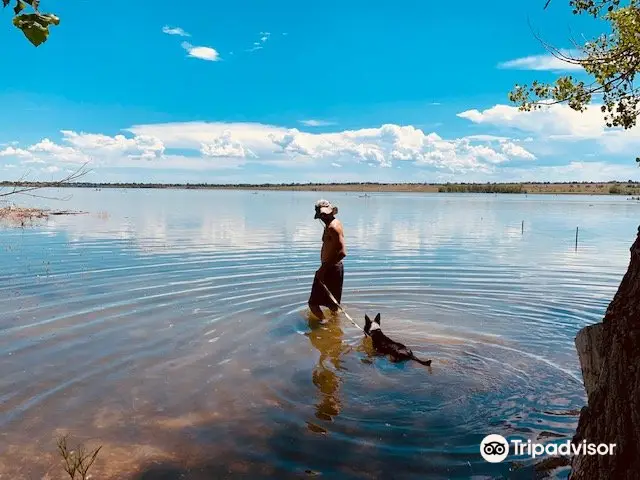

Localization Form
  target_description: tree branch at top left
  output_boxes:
[0,162,92,200]
[3,0,59,47]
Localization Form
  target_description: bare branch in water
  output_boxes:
[56,433,102,480]
[0,162,91,199]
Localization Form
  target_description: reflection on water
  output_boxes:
[0,189,638,479]
[306,314,347,428]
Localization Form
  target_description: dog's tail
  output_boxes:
[410,354,432,367]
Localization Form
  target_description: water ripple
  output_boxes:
[0,190,635,479]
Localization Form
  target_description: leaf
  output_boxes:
[13,0,25,14]
[2,0,10,7]
[12,13,60,47]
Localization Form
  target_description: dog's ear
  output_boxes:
[365,314,370,323]
[364,315,371,333]
[374,313,381,324]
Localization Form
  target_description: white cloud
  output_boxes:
[181,42,220,62]
[457,103,640,155]
[128,122,287,152]
[162,26,190,37]
[500,141,536,161]
[0,131,166,174]
[410,160,639,184]
[495,161,640,183]
[264,124,536,170]
[200,131,256,159]
[122,122,535,172]
[0,146,32,158]
[247,31,271,52]
[497,50,584,72]
[0,122,536,179]
[28,138,89,163]
[300,119,337,127]
[60,130,165,160]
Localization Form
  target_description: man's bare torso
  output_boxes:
[321,218,346,264]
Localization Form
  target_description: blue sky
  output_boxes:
[1,0,639,183]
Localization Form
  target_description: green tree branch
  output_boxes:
[509,0,640,164]
[3,0,59,46]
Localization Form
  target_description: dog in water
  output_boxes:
[363,313,432,366]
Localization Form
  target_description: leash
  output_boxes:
[319,281,368,335]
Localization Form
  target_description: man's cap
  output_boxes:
[314,199,338,218]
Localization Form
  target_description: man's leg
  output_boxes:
[309,270,326,321]
[327,263,344,314]
[309,301,325,321]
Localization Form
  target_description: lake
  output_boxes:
[0,189,637,479]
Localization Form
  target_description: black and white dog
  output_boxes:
[364,313,432,366]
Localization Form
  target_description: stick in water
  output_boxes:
[319,281,367,334]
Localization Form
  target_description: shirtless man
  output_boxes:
[308,199,347,321]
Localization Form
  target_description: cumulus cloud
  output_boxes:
[500,141,536,161]
[0,122,537,179]
[181,42,221,61]
[128,122,286,152]
[60,130,165,160]
[0,131,166,173]
[27,138,89,163]
[200,131,256,158]
[0,146,32,158]
[497,50,584,72]
[457,103,603,138]
[457,103,640,153]
[162,26,190,37]
[264,124,535,170]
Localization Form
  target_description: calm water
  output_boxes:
[0,189,638,479]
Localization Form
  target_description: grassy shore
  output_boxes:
[2,181,640,195]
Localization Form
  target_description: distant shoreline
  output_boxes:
[2,181,640,195]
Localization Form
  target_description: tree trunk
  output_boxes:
[570,226,640,479]
[574,323,604,398]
